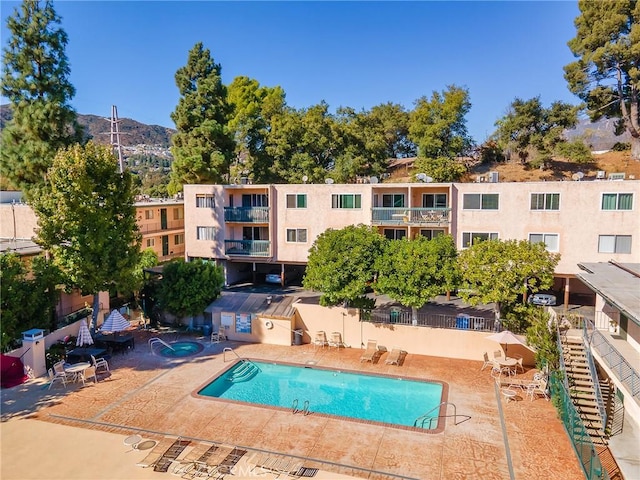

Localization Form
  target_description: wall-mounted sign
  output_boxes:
[236,313,252,333]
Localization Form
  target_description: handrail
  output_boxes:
[554,313,571,391]
[148,337,175,353]
[223,347,241,362]
[586,319,640,399]
[413,401,457,428]
[302,400,310,415]
[581,321,608,429]
[292,399,299,413]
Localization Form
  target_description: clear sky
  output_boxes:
[1,1,581,143]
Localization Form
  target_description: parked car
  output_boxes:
[528,293,557,306]
[265,273,282,284]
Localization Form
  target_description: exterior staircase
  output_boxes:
[561,336,609,445]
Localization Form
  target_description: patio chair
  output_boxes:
[527,378,549,401]
[91,354,109,373]
[385,347,404,366]
[480,352,494,371]
[360,340,378,363]
[512,354,525,374]
[79,365,98,386]
[53,360,71,383]
[328,332,344,349]
[313,331,328,348]
[493,350,503,360]
[171,442,218,477]
[47,368,67,390]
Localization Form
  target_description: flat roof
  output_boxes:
[0,238,41,256]
[576,262,640,325]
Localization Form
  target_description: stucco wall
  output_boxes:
[0,203,38,239]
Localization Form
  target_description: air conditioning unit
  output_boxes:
[596,170,606,180]
[488,171,499,183]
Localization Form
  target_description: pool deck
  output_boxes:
[1,329,584,479]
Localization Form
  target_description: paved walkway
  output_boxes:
[2,329,584,479]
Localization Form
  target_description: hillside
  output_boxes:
[0,104,175,148]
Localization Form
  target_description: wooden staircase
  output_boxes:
[561,336,609,444]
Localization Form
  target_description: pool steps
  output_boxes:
[227,361,261,383]
[148,337,175,354]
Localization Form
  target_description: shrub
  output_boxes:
[611,142,630,152]
[555,140,592,163]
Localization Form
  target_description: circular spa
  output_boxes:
[153,340,204,358]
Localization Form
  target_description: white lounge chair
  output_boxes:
[385,347,404,366]
[313,331,328,348]
[360,340,378,363]
[328,332,344,348]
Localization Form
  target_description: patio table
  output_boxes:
[64,362,90,382]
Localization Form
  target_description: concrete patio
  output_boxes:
[1,329,584,479]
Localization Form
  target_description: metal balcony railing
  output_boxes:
[368,309,495,332]
[224,240,270,257]
[371,207,451,225]
[224,207,269,223]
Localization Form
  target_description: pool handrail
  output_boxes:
[148,337,175,353]
[414,401,460,429]
[223,347,241,362]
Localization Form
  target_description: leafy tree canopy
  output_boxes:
[457,238,560,322]
[564,0,640,159]
[409,84,473,159]
[375,235,459,320]
[493,96,579,164]
[303,224,385,306]
[157,258,225,318]
[169,42,235,193]
[30,142,141,330]
[0,0,84,194]
[0,253,62,349]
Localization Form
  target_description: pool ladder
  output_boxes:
[148,337,175,354]
[292,399,310,415]
[413,401,470,429]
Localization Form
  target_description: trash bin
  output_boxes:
[293,328,303,345]
[202,324,212,337]
[455,314,470,329]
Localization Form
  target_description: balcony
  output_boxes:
[224,240,270,257]
[371,207,451,226]
[224,207,269,223]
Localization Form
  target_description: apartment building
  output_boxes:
[135,197,185,262]
[184,179,639,293]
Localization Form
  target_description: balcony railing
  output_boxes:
[371,207,451,225]
[368,309,495,332]
[224,207,269,223]
[138,219,184,234]
[224,240,270,257]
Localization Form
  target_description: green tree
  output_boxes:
[304,225,386,306]
[413,156,467,182]
[369,102,416,158]
[564,0,640,160]
[493,97,579,165]
[118,247,158,301]
[0,253,62,348]
[157,258,224,319]
[457,239,560,325]
[409,85,473,159]
[227,76,286,183]
[30,142,141,332]
[526,307,559,370]
[375,235,459,324]
[0,0,84,194]
[169,42,235,194]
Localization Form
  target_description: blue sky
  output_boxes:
[1,1,581,143]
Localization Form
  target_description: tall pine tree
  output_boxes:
[0,0,84,194]
[169,42,235,193]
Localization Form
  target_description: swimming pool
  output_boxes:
[158,341,204,358]
[197,360,446,430]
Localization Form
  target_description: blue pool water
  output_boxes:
[159,341,204,357]
[198,360,444,429]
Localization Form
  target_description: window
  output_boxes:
[602,193,633,210]
[462,232,498,247]
[286,194,307,208]
[144,210,154,220]
[383,229,407,240]
[196,226,216,240]
[419,229,445,240]
[332,194,361,209]
[529,233,559,252]
[196,194,215,208]
[531,193,560,210]
[174,234,184,245]
[173,208,184,220]
[598,235,632,254]
[286,228,308,243]
[146,238,155,247]
[423,194,447,209]
[462,193,499,210]
[242,194,268,207]
[382,194,405,208]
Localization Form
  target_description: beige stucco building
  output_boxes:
[134,197,185,262]
[184,179,640,300]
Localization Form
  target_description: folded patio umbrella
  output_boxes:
[100,309,131,333]
[76,321,94,346]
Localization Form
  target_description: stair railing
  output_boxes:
[555,318,570,391]
[582,321,608,430]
